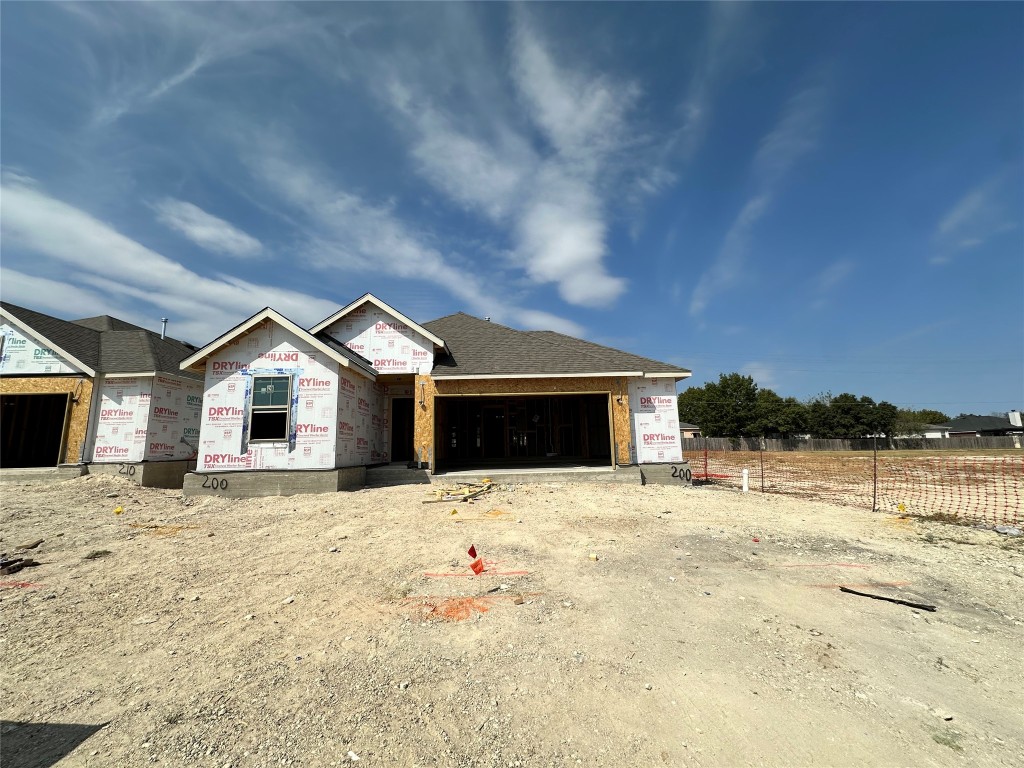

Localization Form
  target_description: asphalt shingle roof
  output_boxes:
[422,312,689,378]
[941,414,1019,433]
[2,302,200,378]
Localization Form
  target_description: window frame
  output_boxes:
[248,374,293,443]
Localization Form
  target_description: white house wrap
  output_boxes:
[184,311,383,473]
[628,377,683,464]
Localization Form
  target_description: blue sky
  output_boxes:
[1,2,1021,416]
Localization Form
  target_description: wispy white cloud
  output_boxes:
[244,144,586,336]
[0,177,339,343]
[154,198,263,258]
[740,361,779,390]
[378,10,634,309]
[690,78,829,316]
[931,173,1018,264]
[809,258,855,310]
[0,268,113,321]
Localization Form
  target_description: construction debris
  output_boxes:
[839,586,937,612]
[423,483,493,504]
[0,556,40,576]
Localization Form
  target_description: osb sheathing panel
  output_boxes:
[413,375,632,467]
[0,376,94,463]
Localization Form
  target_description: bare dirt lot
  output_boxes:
[2,475,1022,767]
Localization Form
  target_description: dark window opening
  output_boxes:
[250,375,291,441]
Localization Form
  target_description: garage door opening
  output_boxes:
[1,393,71,468]
[435,394,611,471]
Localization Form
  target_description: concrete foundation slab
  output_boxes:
[639,461,693,486]
[182,467,366,498]
[431,465,642,485]
[365,464,431,487]
[0,465,87,484]
[87,461,193,489]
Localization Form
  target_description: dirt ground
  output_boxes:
[2,474,1022,768]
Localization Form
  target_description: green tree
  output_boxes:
[751,390,808,437]
[894,408,950,436]
[677,373,760,436]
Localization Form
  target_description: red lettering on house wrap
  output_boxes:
[95,445,130,457]
[257,351,299,363]
[208,406,244,418]
[212,361,246,372]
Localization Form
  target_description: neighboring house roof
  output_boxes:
[309,292,447,349]
[1,302,200,379]
[941,415,1020,434]
[180,307,377,380]
[679,422,701,431]
[422,312,691,380]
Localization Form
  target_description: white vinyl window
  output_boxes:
[249,375,292,441]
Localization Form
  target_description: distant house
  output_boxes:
[679,422,701,438]
[1,302,202,485]
[941,412,1023,437]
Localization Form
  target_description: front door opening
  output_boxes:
[435,394,611,471]
[391,397,414,463]
[0,393,71,468]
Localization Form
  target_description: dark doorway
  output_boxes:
[1,394,70,468]
[391,397,414,463]
[435,394,611,470]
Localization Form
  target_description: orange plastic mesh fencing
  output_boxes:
[685,449,1023,526]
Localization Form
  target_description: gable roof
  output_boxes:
[941,414,1019,433]
[422,312,690,380]
[309,293,447,349]
[1,302,200,379]
[179,307,377,380]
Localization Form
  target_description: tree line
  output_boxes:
[677,373,950,439]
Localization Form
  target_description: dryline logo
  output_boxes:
[153,407,179,419]
[357,397,369,412]
[640,396,675,408]
[212,360,248,372]
[296,424,328,434]
[101,408,133,419]
[95,445,130,457]
[299,376,331,389]
[7,337,26,348]
[257,351,299,363]
[186,394,203,407]
[339,378,356,395]
[374,358,406,369]
[207,406,244,422]
[203,453,252,468]
[643,433,677,444]
[33,348,58,359]
[149,442,176,453]
[375,321,408,333]
[338,421,354,437]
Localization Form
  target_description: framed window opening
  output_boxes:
[250,375,292,442]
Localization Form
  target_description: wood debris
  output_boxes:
[422,482,493,504]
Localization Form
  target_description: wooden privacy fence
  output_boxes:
[683,445,1023,527]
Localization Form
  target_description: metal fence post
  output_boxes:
[760,442,766,493]
[872,436,878,513]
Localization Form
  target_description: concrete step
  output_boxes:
[365,465,432,487]
[431,466,642,485]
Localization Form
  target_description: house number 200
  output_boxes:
[201,475,229,491]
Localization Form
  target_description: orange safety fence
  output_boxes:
[684,449,1022,526]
